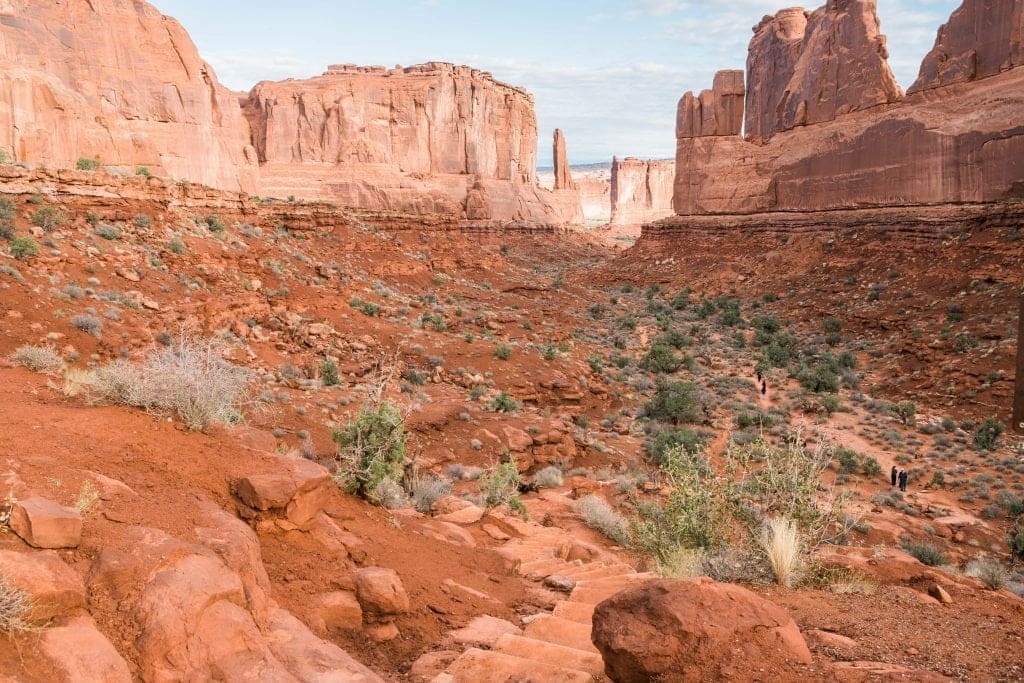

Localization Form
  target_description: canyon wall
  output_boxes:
[244,63,560,223]
[610,157,675,226]
[0,1,569,225]
[545,128,584,224]
[0,0,258,193]
[672,0,1024,219]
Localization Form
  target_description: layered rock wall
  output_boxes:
[673,0,1024,218]
[909,0,1024,92]
[0,0,258,192]
[610,157,675,226]
[244,63,557,223]
[677,70,745,138]
[745,1,902,141]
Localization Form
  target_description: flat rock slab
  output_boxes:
[10,496,82,549]
[40,616,132,682]
[449,615,521,647]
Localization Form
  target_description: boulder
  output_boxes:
[9,496,83,549]
[591,578,812,682]
[307,591,362,632]
[232,458,332,527]
[0,550,86,623]
[543,575,576,593]
[501,426,534,453]
[264,608,383,682]
[353,567,410,621]
[40,616,132,682]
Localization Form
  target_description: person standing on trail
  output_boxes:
[757,371,763,383]
[891,466,898,487]
[898,469,908,493]
[761,380,767,396]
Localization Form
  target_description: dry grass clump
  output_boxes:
[760,517,802,587]
[9,345,64,374]
[965,557,1009,590]
[824,569,878,596]
[94,336,249,430]
[533,466,564,489]
[578,494,630,546]
[655,546,706,579]
[0,576,34,633]
[412,475,451,513]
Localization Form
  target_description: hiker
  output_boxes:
[761,380,767,396]
[756,371,763,383]
[898,469,908,492]
[890,466,898,487]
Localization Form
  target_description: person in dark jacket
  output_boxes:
[890,466,898,487]
[898,469,908,492]
[761,380,767,396]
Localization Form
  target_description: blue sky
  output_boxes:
[156,0,960,165]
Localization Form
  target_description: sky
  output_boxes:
[156,0,961,165]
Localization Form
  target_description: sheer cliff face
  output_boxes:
[675,0,1024,216]
[909,0,1024,93]
[610,158,675,226]
[0,0,258,192]
[745,1,902,141]
[244,63,555,221]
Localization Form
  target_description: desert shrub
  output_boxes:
[94,336,250,430]
[10,236,38,260]
[9,345,63,374]
[632,434,850,576]
[76,157,100,171]
[30,205,67,232]
[952,333,979,354]
[734,410,774,430]
[751,314,781,334]
[333,400,406,500]
[900,538,946,566]
[646,428,705,466]
[578,494,630,546]
[861,457,882,477]
[95,223,121,241]
[372,479,408,509]
[794,361,839,393]
[494,343,512,361]
[134,214,151,229]
[0,198,14,240]
[894,401,916,426]
[71,314,103,338]
[760,517,802,587]
[0,576,33,633]
[644,380,703,425]
[135,166,151,177]
[671,290,690,310]
[973,417,1005,451]
[412,475,451,513]
[717,300,742,327]
[835,447,859,474]
[822,317,842,334]
[488,391,522,413]
[947,303,963,322]
[1009,524,1024,560]
[657,330,690,349]
[205,215,226,234]
[640,343,684,374]
[168,236,186,254]
[965,558,1008,590]
[402,369,425,386]
[533,466,564,489]
[321,359,340,386]
[479,461,521,508]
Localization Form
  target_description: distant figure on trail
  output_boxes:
[761,380,767,396]
[756,371,763,383]
[891,466,898,487]
[898,469,908,492]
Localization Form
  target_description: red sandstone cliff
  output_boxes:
[610,157,675,226]
[674,0,1024,217]
[909,0,1024,93]
[0,0,258,193]
[677,71,745,139]
[243,63,558,223]
[745,1,902,141]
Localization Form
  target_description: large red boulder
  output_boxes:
[9,496,82,549]
[591,578,812,682]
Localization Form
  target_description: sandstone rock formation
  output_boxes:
[674,0,1024,217]
[676,70,745,138]
[909,0,1024,93]
[591,578,812,682]
[609,158,675,226]
[745,1,902,140]
[0,0,258,192]
[244,63,558,223]
[552,129,577,190]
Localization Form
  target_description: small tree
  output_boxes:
[0,198,15,240]
[10,236,37,260]
[333,401,407,500]
[76,157,100,171]
[973,417,1005,451]
[644,380,703,425]
[894,401,916,426]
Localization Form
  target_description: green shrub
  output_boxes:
[952,332,978,354]
[640,343,684,374]
[10,236,38,260]
[489,391,522,413]
[647,428,705,466]
[734,410,774,430]
[645,381,703,425]
[836,447,859,474]
[333,401,407,499]
[495,343,512,361]
[321,359,340,386]
[135,166,151,177]
[30,205,67,232]
[973,417,1005,451]
[0,198,15,240]
[402,369,426,386]
[479,461,520,508]
[76,157,100,171]
[751,314,781,334]
[168,236,186,254]
[822,317,842,334]
[671,291,690,310]
[795,361,839,393]
[1009,524,1024,560]
[946,303,963,322]
[894,401,916,426]
[861,457,882,477]
[900,538,946,566]
[96,223,122,240]
[205,215,226,234]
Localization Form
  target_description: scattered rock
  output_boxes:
[449,615,522,647]
[9,496,83,549]
[307,591,362,632]
[543,575,576,593]
[805,628,858,652]
[353,567,410,620]
[40,616,132,682]
[928,584,953,604]
[592,578,812,682]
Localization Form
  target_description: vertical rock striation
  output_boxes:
[610,157,676,226]
[0,0,258,192]
[552,129,577,190]
[677,70,745,139]
[909,0,1024,93]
